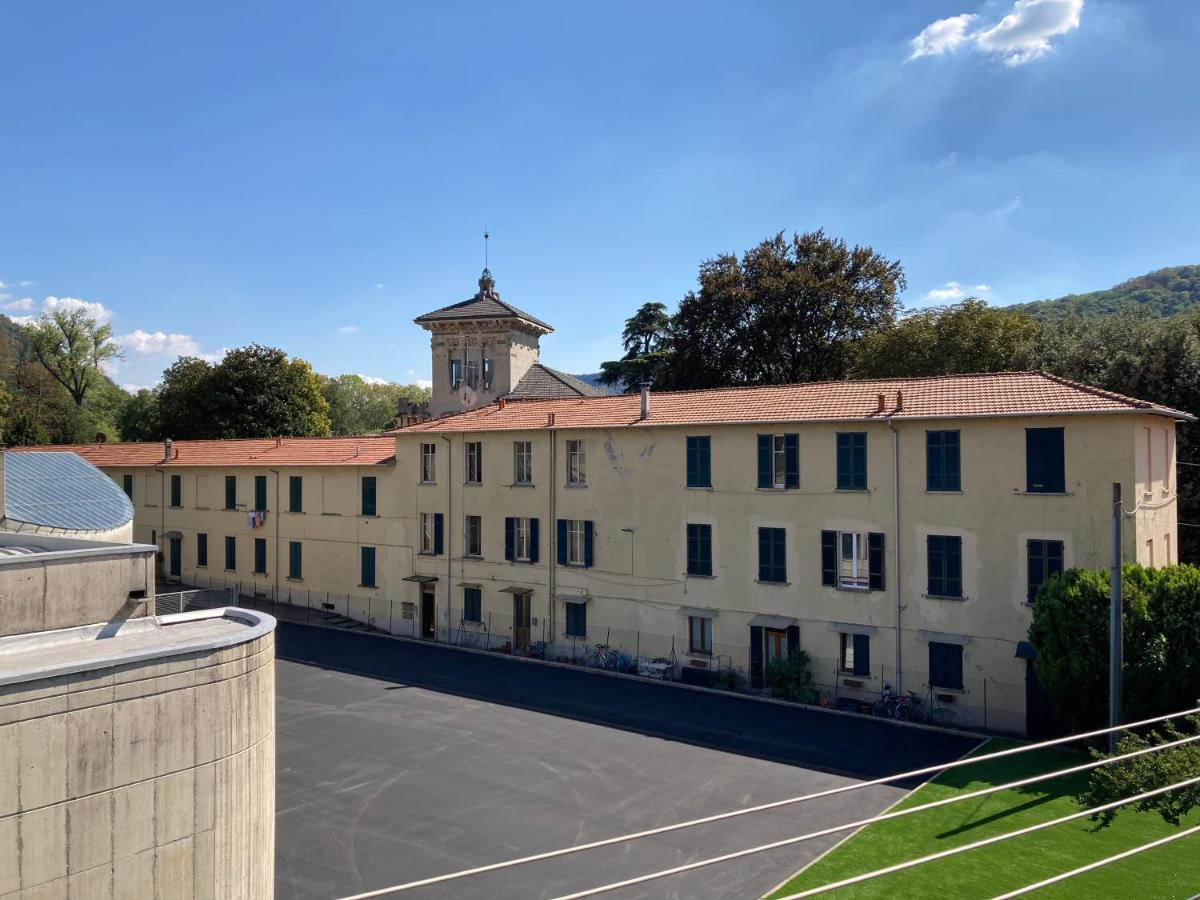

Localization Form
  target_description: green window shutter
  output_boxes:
[361,547,376,587]
[362,476,377,516]
[820,531,837,586]
[1027,428,1065,493]
[254,476,267,512]
[170,475,181,507]
[944,430,960,490]
[757,435,772,488]
[837,433,866,490]
[687,436,711,488]
[853,634,871,676]
[225,476,237,510]
[288,542,302,579]
[926,431,941,491]
[556,519,569,565]
[504,517,515,561]
[784,434,799,488]
[289,476,303,513]
[528,518,539,564]
[853,433,867,489]
[433,513,444,555]
[197,533,207,567]
[463,587,481,622]
[868,532,885,591]
[224,536,236,570]
[254,538,266,574]
[583,521,594,568]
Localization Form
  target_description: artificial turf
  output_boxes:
[767,739,1200,899]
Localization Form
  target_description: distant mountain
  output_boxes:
[571,372,617,394]
[1007,265,1200,323]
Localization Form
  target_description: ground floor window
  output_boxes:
[224,536,236,571]
[565,601,586,637]
[197,532,208,567]
[929,641,963,690]
[839,633,870,676]
[288,541,302,580]
[465,515,482,557]
[689,615,712,654]
[463,586,481,622]
[253,537,267,575]
[361,546,377,588]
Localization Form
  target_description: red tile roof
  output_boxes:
[395,372,1194,434]
[9,436,397,468]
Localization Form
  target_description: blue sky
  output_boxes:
[1,1,1197,390]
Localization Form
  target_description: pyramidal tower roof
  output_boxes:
[414,269,552,333]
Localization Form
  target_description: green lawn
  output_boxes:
[768,739,1200,899]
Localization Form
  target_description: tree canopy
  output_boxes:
[597,302,671,392]
[1009,265,1200,323]
[22,308,122,406]
[320,374,431,435]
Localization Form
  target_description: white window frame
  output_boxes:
[420,443,436,483]
[688,615,713,655]
[567,439,586,486]
[482,357,494,389]
[838,531,869,590]
[465,441,482,484]
[514,440,532,485]
[515,517,532,562]
[839,632,857,673]
[567,520,585,566]
[465,515,482,558]
[772,434,787,489]
[420,512,435,554]
[450,358,462,390]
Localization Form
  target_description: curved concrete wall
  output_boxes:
[0,626,275,898]
[1,518,134,545]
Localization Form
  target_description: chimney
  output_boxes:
[895,390,904,412]
[876,393,885,414]
[498,397,506,410]
[275,435,282,447]
[547,412,556,427]
[640,382,651,420]
[164,438,173,462]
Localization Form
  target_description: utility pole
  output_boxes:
[1109,482,1123,752]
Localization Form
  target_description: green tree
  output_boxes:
[1153,566,1200,713]
[116,389,163,442]
[1028,566,1162,734]
[22,308,122,406]
[1077,714,1200,829]
[658,230,904,389]
[852,299,1038,378]
[156,357,216,440]
[321,375,430,435]
[598,302,671,392]
[203,345,330,439]
[765,649,818,703]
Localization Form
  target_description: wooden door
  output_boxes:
[169,537,182,579]
[513,592,531,653]
[765,629,787,665]
[421,587,436,639]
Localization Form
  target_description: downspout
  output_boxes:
[441,433,452,641]
[548,417,557,649]
[269,467,280,601]
[886,418,902,695]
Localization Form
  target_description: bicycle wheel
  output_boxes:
[871,699,889,717]
[903,703,928,724]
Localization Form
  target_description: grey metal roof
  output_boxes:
[5,451,134,532]
[506,364,614,401]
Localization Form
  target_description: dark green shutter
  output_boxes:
[784,434,799,488]
[854,634,870,676]
[584,521,594,568]
[225,536,235,570]
[749,626,764,689]
[1027,540,1044,603]
[758,528,770,581]
[362,476,377,516]
[254,538,266,573]
[821,531,837,586]
[433,513,444,555]
[225,476,237,510]
[505,517,515,561]
[944,431,960,490]
[786,624,799,655]
[836,434,850,490]
[556,519,568,565]
[853,433,867,489]
[1027,428,1065,493]
[529,518,539,564]
[868,532,885,591]
[170,475,181,507]
[361,547,375,587]
[289,541,302,579]
[197,533,207,567]
[289,476,302,512]
[926,431,940,491]
[254,475,267,512]
[757,435,772,488]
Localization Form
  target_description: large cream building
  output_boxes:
[21,270,1191,737]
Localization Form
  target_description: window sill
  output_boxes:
[930,685,966,695]
[465,554,484,560]
[196,565,207,569]
[925,593,967,601]
[1018,490,1072,497]
[286,577,303,583]
[565,633,587,640]
[756,486,792,492]
[564,483,588,489]
[687,649,712,658]
[463,482,482,488]
[224,569,236,574]
[925,489,963,495]
[510,482,536,489]
[361,514,378,519]
[252,571,267,577]
[837,584,871,593]
[285,510,303,515]
[834,487,869,493]
[686,485,713,491]
[358,584,378,590]
[686,572,716,579]
[756,579,791,587]
[418,481,437,487]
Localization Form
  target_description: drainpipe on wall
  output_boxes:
[548,418,558,650]
[886,418,903,695]
[441,433,452,641]
[269,468,280,602]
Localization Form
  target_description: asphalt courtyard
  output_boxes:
[274,623,980,899]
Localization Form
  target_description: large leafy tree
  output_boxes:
[157,357,217,440]
[598,302,671,392]
[22,308,122,406]
[659,230,905,389]
[205,345,330,438]
[116,389,163,442]
[852,299,1039,378]
[321,374,430,435]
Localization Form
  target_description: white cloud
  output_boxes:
[909,14,976,60]
[3,297,35,312]
[976,0,1083,65]
[122,383,157,393]
[926,281,965,300]
[909,0,1083,66]
[373,283,385,290]
[198,348,229,364]
[8,315,35,326]
[336,325,359,335]
[120,329,201,356]
[42,296,113,324]
[974,284,993,293]
[415,378,432,390]
[357,374,391,386]
[19,281,33,287]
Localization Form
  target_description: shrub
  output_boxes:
[766,650,818,703]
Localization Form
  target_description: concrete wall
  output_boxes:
[0,539,155,639]
[0,628,275,898]
[428,322,543,416]
[0,518,134,545]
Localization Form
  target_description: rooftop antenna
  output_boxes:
[484,228,490,270]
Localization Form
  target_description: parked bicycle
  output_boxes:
[584,643,635,673]
[871,684,928,723]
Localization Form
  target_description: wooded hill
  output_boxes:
[1007,265,1200,322]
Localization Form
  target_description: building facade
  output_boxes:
[19,280,1189,737]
